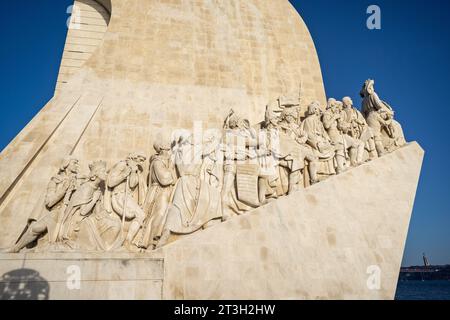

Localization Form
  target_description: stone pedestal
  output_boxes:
[0,253,163,300]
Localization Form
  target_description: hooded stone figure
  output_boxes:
[360,79,406,154]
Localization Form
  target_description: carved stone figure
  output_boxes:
[136,141,177,250]
[7,157,81,253]
[57,161,108,248]
[222,109,262,215]
[322,98,365,172]
[276,107,319,191]
[300,102,336,176]
[341,97,378,160]
[156,132,223,248]
[75,200,122,252]
[360,79,406,153]
[106,152,147,251]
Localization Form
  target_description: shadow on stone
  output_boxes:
[0,268,49,300]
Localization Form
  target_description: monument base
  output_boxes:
[0,143,424,300]
[0,253,163,300]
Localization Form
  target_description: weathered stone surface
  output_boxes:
[160,143,424,300]
[0,253,163,300]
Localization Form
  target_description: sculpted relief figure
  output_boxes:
[276,107,319,191]
[341,97,378,160]
[106,152,147,251]
[136,141,177,250]
[222,109,264,216]
[322,98,365,172]
[7,158,81,253]
[56,161,108,248]
[156,132,223,248]
[300,102,337,176]
[360,79,406,154]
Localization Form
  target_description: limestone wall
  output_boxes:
[55,0,111,94]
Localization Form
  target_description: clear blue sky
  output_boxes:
[0,0,449,266]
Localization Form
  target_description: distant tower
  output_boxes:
[423,253,431,267]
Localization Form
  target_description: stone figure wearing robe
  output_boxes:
[136,142,177,250]
[340,97,378,160]
[276,107,319,192]
[360,79,406,154]
[106,152,147,250]
[7,157,80,253]
[322,98,365,172]
[156,132,223,248]
[300,102,336,176]
[57,161,108,248]
[222,110,262,216]
[75,199,122,252]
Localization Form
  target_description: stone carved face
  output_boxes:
[281,108,297,124]
[307,102,320,117]
[67,159,80,175]
[327,98,338,112]
[89,161,107,182]
[342,97,353,108]
[360,79,375,97]
[127,153,147,169]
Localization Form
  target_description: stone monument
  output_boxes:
[0,0,423,300]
